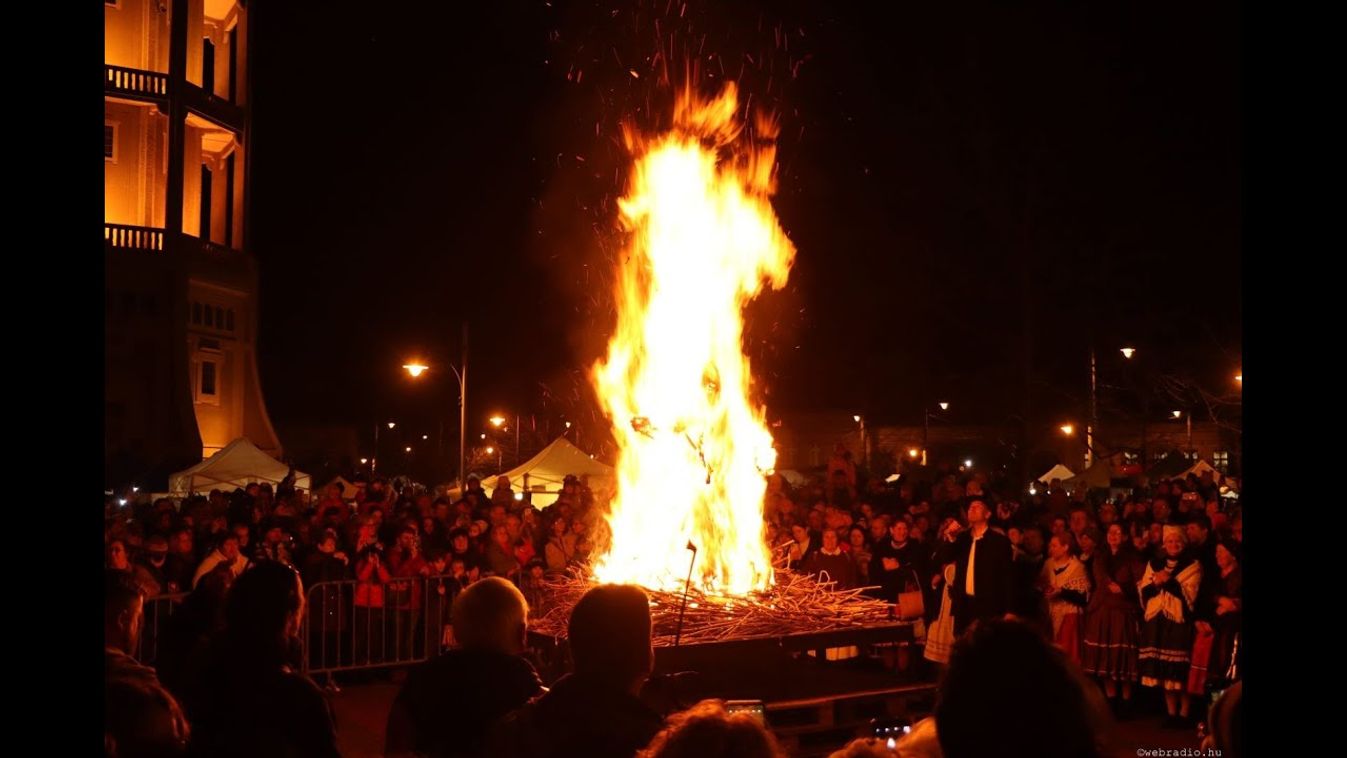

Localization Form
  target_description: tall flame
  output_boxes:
[591,82,795,596]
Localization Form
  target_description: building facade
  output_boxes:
[105,0,280,487]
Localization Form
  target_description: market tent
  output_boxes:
[449,437,614,507]
[1064,459,1113,489]
[169,438,311,495]
[1037,464,1077,484]
[321,475,361,500]
[1180,459,1222,482]
[1146,451,1193,481]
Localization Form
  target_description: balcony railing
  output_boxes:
[105,224,244,256]
[105,65,168,100]
[105,223,164,252]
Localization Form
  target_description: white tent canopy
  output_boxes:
[1037,464,1076,484]
[169,438,311,496]
[452,437,614,508]
[1064,459,1113,489]
[1179,459,1222,482]
[321,476,361,500]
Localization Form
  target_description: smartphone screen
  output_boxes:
[725,700,766,725]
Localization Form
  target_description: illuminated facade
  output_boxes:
[105,0,280,485]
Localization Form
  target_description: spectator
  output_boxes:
[388,524,429,661]
[354,519,392,666]
[105,571,190,758]
[157,564,234,706]
[109,538,133,573]
[492,584,664,758]
[164,527,197,592]
[545,515,579,573]
[301,530,351,672]
[134,534,170,597]
[870,518,924,602]
[385,577,544,758]
[949,499,1013,635]
[638,699,785,758]
[1081,523,1144,714]
[923,518,962,668]
[486,524,522,579]
[191,534,248,589]
[1138,526,1202,728]
[1041,532,1090,664]
[803,528,858,589]
[847,526,872,584]
[934,618,1110,758]
[1205,540,1242,691]
[254,520,294,566]
[186,561,340,757]
[786,523,818,571]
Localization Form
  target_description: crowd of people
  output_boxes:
[104,445,1243,756]
[772,445,1243,730]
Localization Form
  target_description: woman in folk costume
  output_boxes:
[1202,540,1242,692]
[1082,523,1145,713]
[1041,531,1091,664]
[923,518,964,667]
[1137,525,1203,728]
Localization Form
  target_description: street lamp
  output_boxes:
[401,324,470,489]
[489,416,506,428]
[1172,410,1193,456]
[923,402,950,466]
[1120,347,1136,360]
[907,448,920,459]
[372,420,398,475]
[853,415,866,465]
[1060,424,1074,436]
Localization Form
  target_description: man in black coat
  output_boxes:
[385,577,544,758]
[950,498,1014,635]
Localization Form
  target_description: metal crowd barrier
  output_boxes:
[300,572,462,675]
[137,592,189,666]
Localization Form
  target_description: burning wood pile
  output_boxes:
[528,565,898,647]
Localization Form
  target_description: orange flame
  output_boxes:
[592,82,795,595]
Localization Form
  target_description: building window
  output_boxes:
[203,306,214,328]
[1212,451,1229,472]
[192,302,202,324]
[198,360,218,400]
[215,307,224,329]
[226,309,235,332]
[104,123,118,162]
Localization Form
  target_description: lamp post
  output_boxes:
[923,402,949,466]
[373,420,396,475]
[402,323,469,489]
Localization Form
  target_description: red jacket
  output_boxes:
[355,555,392,607]
[388,549,427,611]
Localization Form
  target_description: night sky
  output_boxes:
[249,0,1240,449]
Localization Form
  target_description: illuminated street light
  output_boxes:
[489,415,506,428]
[1120,347,1136,359]
[403,362,429,378]
[939,402,949,411]
[486,446,495,454]
[908,448,920,459]
[1060,424,1075,436]
[387,421,396,429]
[964,458,973,468]
[360,457,368,465]
[1172,410,1182,419]
[405,446,412,453]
